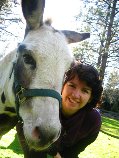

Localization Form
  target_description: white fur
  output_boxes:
[0,50,16,114]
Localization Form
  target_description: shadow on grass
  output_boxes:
[101,116,119,139]
[7,133,23,154]
[100,129,119,139]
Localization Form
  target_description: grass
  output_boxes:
[101,116,119,139]
[79,116,119,158]
[0,116,119,158]
[0,129,23,158]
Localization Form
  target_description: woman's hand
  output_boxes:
[54,152,62,158]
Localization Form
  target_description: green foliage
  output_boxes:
[103,70,119,113]
[102,88,119,112]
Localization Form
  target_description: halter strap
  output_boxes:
[13,81,62,120]
[16,87,62,106]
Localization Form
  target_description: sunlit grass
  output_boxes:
[0,116,119,158]
[79,132,119,158]
[0,129,23,158]
[79,116,119,158]
[101,116,119,138]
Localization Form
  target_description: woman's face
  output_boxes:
[62,75,92,117]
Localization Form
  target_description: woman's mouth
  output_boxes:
[68,97,80,105]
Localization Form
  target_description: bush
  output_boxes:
[101,88,119,113]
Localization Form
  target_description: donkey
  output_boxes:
[0,0,90,153]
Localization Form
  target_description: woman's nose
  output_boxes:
[72,89,81,99]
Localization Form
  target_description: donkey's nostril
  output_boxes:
[32,126,41,140]
[32,126,60,146]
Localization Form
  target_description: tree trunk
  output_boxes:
[99,0,117,81]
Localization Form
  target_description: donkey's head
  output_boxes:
[13,0,90,151]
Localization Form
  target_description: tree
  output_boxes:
[0,0,24,57]
[97,0,119,80]
[0,0,8,10]
[75,0,119,83]
[102,69,119,112]
[106,69,119,89]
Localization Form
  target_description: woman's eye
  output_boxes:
[83,89,88,93]
[70,85,75,88]
[23,54,36,69]
[82,89,91,94]
[68,83,75,88]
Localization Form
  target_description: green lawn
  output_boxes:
[0,116,119,158]
[79,131,119,158]
[0,129,23,158]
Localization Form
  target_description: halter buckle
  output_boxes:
[16,87,26,104]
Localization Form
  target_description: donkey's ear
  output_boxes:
[22,0,45,30]
[61,30,90,44]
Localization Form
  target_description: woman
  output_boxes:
[48,61,103,158]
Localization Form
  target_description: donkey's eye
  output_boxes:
[23,54,36,69]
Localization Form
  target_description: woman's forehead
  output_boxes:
[69,75,91,88]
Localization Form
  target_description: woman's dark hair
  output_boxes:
[63,61,103,108]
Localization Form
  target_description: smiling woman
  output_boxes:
[48,61,103,158]
[61,75,92,116]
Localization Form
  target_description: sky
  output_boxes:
[0,0,83,55]
[44,0,83,30]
